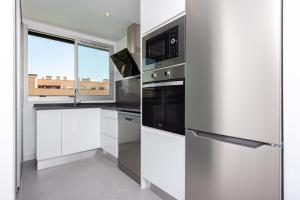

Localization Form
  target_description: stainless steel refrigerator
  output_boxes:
[185,0,282,199]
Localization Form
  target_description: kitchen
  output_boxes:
[1,0,299,200]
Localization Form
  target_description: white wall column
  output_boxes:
[283,0,300,199]
[0,0,16,200]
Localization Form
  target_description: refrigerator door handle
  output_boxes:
[188,129,266,148]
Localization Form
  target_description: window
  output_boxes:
[27,31,114,101]
[27,32,75,97]
[78,45,110,96]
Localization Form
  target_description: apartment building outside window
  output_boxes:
[27,30,114,101]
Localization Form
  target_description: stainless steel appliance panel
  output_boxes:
[185,0,282,144]
[118,112,141,183]
[186,129,282,200]
[142,64,185,84]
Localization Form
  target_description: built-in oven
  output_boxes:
[142,64,185,135]
[142,16,185,72]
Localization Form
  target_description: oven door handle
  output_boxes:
[142,81,184,88]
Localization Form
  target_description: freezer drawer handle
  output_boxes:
[125,117,133,121]
[189,129,266,148]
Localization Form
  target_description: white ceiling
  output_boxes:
[21,0,140,41]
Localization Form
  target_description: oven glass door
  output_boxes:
[142,81,185,135]
[142,86,164,129]
[164,84,184,134]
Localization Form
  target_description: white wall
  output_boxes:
[115,35,127,81]
[0,0,16,199]
[283,0,300,199]
[22,20,117,160]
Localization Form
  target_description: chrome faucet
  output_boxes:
[74,88,81,107]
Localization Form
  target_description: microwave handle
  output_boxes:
[142,81,184,88]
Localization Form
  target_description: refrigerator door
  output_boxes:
[186,130,282,200]
[185,0,282,144]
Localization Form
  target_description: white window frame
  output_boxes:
[23,23,115,102]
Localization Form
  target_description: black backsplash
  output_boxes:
[116,77,141,109]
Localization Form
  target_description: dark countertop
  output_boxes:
[34,103,140,113]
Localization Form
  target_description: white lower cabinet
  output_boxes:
[141,126,185,200]
[36,110,62,160]
[36,108,101,168]
[100,109,118,158]
[62,109,101,155]
[101,133,118,158]
[100,117,118,138]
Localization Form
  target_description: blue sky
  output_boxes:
[78,45,109,81]
[28,35,109,81]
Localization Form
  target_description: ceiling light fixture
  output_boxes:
[104,12,111,17]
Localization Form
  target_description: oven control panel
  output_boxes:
[142,64,185,84]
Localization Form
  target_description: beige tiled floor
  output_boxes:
[20,155,162,200]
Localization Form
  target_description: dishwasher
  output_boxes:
[118,111,141,184]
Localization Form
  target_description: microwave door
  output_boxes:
[148,40,165,64]
[147,38,168,65]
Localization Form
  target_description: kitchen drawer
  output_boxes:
[100,117,118,138]
[101,133,118,158]
[101,109,118,119]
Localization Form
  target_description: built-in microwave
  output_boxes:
[142,16,185,71]
[142,64,185,135]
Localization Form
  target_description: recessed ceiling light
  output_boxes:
[104,12,111,17]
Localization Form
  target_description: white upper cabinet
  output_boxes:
[141,0,185,35]
[36,110,62,160]
[62,108,101,156]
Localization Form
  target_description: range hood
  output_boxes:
[111,24,140,78]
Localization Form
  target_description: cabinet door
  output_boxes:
[62,109,100,155]
[141,127,185,200]
[37,110,62,160]
[141,0,185,34]
[100,117,118,138]
[101,133,118,158]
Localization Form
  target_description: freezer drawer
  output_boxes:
[186,130,282,200]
